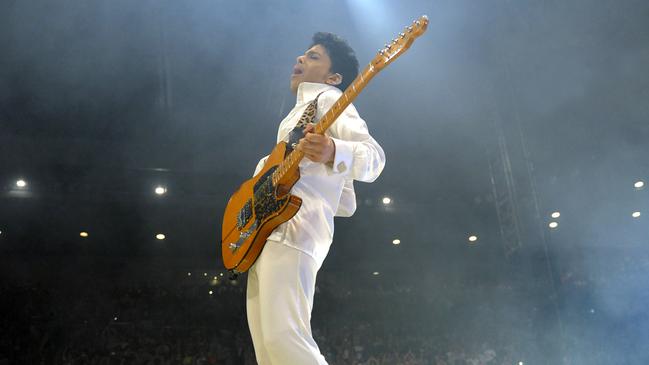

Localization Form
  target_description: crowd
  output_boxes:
[1,260,529,365]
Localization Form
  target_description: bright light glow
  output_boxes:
[156,233,166,240]
[632,211,641,218]
[392,239,401,245]
[113,317,118,321]
[203,272,207,277]
[373,271,380,276]
[16,179,27,188]
[634,181,644,189]
[213,276,218,280]
[219,273,224,277]
[382,197,391,205]
[549,222,559,229]
[187,272,191,276]
[468,235,478,242]
[209,290,213,295]
[518,362,524,365]
[79,232,89,238]
[551,211,561,218]
[155,186,167,195]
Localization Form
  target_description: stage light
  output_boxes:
[155,186,167,195]
[156,233,166,240]
[113,317,118,321]
[518,362,524,365]
[551,211,561,218]
[373,271,380,276]
[187,272,191,276]
[16,179,27,188]
[79,232,89,238]
[382,196,391,205]
[392,239,400,245]
[632,211,641,218]
[209,290,213,295]
[468,235,478,243]
[203,272,207,277]
[634,181,644,189]
[219,272,224,277]
[549,222,558,229]
[213,276,218,280]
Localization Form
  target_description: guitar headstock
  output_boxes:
[371,15,429,71]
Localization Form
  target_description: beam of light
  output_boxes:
[345,0,395,42]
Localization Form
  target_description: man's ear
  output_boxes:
[326,73,342,86]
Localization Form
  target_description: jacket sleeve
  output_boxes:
[318,90,386,183]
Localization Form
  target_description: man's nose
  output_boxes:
[296,55,305,64]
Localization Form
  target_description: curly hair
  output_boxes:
[310,32,359,91]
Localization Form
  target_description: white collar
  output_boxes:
[296,82,340,105]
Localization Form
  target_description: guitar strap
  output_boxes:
[287,92,325,152]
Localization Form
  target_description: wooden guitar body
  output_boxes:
[221,141,302,273]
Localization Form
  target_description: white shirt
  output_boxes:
[254,82,386,265]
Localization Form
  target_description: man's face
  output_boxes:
[290,44,339,93]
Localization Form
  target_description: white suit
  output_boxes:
[246,82,385,364]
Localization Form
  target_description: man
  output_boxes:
[246,32,385,364]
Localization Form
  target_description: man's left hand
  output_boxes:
[295,124,335,164]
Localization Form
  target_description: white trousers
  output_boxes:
[246,240,329,365]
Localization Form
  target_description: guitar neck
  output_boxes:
[271,65,377,186]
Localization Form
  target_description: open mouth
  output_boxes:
[292,65,303,76]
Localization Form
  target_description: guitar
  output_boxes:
[221,15,429,275]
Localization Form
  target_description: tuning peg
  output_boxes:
[407,26,413,32]
[399,32,405,38]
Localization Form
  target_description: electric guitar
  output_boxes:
[221,15,429,275]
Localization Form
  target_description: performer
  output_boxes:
[246,32,386,364]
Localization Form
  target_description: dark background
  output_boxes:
[1,0,648,364]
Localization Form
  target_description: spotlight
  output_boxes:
[16,179,27,188]
[187,272,192,276]
[156,233,166,240]
[382,196,391,205]
[634,181,644,189]
[154,186,167,195]
[392,239,401,245]
[551,211,560,218]
[549,222,558,229]
[209,290,213,295]
[632,211,641,218]
[203,272,207,276]
[79,232,89,238]
[468,235,478,243]
[373,271,380,276]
